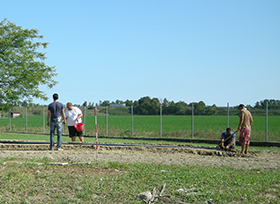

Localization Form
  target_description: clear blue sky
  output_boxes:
[1,0,279,107]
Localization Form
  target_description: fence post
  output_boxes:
[266,101,268,142]
[191,103,194,139]
[95,107,98,158]
[160,103,162,138]
[106,106,108,136]
[83,106,86,135]
[131,106,134,137]
[227,102,229,128]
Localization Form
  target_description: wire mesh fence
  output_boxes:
[0,105,279,142]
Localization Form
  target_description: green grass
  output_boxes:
[0,159,279,203]
[1,115,280,142]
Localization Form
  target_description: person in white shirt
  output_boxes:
[65,102,84,143]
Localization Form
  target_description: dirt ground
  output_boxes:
[0,143,279,170]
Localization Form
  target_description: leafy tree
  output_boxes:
[115,99,124,104]
[162,98,170,114]
[190,101,206,115]
[135,96,160,115]
[0,19,57,110]
[165,101,177,114]
[175,101,190,115]
[205,106,217,115]
[256,99,280,109]
[124,99,133,106]
[82,101,87,107]
[100,100,110,107]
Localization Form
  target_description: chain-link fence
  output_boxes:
[1,104,279,142]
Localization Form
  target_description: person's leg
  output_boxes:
[49,122,55,150]
[243,128,251,154]
[239,132,244,153]
[57,122,62,148]
[245,144,249,154]
[76,129,84,143]
[68,126,76,142]
[78,136,84,143]
[241,143,246,153]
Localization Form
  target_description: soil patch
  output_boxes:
[0,144,279,170]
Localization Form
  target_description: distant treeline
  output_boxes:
[82,97,280,116]
[13,98,280,116]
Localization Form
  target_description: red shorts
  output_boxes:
[239,128,251,145]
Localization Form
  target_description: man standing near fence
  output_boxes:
[238,104,253,154]
[65,102,84,143]
[47,93,66,150]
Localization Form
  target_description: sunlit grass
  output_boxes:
[1,115,280,142]
[0,159,279,203]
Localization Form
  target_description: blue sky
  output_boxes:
[1,0,279,107]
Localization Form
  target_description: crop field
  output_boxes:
[1,115,280,142]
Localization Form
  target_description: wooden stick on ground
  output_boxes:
[159,183,166,196]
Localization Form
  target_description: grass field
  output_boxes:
[1,115,280,142]
[0,152,279,203]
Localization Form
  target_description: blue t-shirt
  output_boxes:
[48,101,64,123]
[221,131,236,145]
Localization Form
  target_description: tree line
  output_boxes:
[81,97,280,116]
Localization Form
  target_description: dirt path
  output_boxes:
[0,144,279,170]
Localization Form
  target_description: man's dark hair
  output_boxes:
[53,93,59,100]
[226,127,231,132]
[238,104,244,108]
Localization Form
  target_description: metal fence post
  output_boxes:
[227,102,229,128]
[160,104,162,138]
[106,106,108,136]
[191,103,194,139]
[83,106,86,135]
[131,106,134,137]
[266,101,268,142]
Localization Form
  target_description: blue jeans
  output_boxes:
[50,121,63,149]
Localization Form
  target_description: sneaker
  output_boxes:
[57,148,63,151]
[49,147,54,151]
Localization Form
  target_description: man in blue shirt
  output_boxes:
[47,93,66,150]
[220,127,236,150]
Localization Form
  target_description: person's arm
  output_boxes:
[238,112,244,131]
[221,133,225,148]
[47,110,51,126]
[76,108,83,122]
[221,138,225,148]
[226,138,235,149]
[61,109,66,125]
[76,113,83,122]
[250,114,253,126]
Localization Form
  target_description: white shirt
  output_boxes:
[65,107,82,126]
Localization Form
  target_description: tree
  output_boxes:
[0,19,57,110]
[100,100,110,107]
[82,101,88,107]
[135,96,160,115]
[124,99,133,106]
